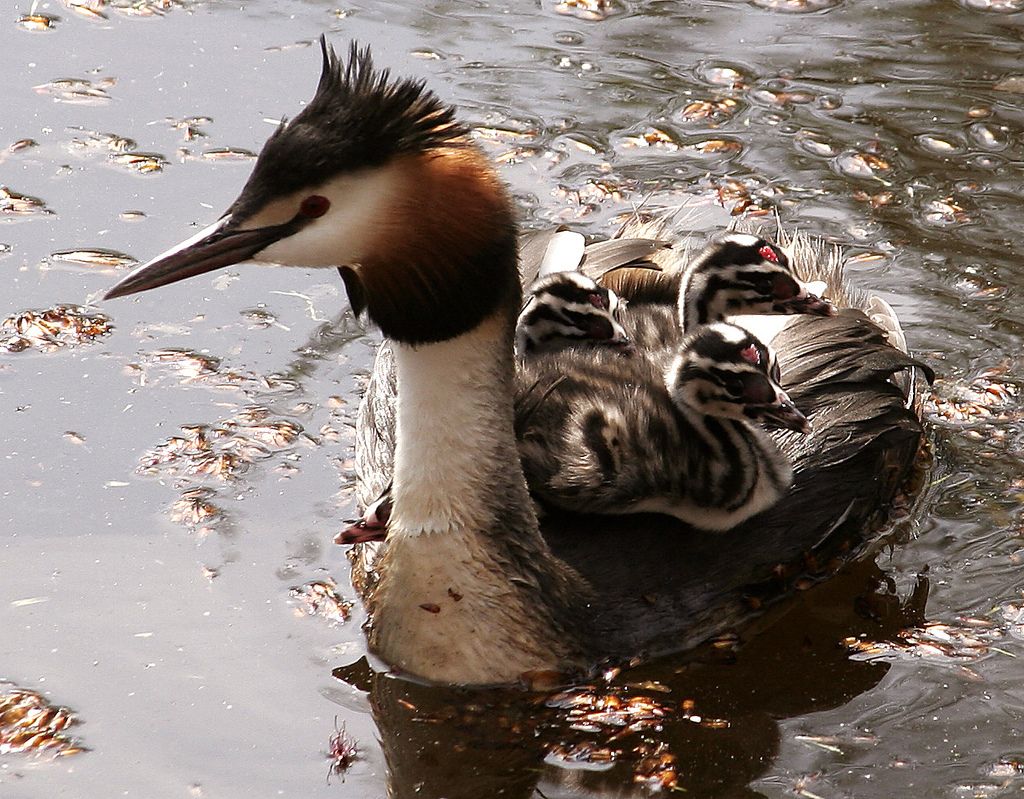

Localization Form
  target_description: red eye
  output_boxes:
[740,344,760,365]
[758,244,779,263]
[300,195,330,218]
[587,292,608,310]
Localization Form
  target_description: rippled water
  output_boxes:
[2,1,1023,797]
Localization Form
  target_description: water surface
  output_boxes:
[2,1,1023,796]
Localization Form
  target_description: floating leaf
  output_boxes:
[17,13,59,31]
[0,186,53,218]
[50,248,138,269]
[554,0,616,20]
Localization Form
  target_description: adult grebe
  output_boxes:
[105,39,932,686]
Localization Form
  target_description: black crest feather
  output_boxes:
[230,37,466,219]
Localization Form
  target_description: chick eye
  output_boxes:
[300,195,330,218]
[739,344,760,365]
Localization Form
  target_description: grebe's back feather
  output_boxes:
[518,226,667,289]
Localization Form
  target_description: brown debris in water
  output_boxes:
[34,77,115,105]
[845,606,1022,664]
[162,116,212,142]
[553,0,616,20]
[678,98,739,124]
[633,741,678,790]
[0,684,86,758]
[750,86,818,107]
[928,365,1018,425]
[109,151,168,174]
[291,578,353,624]
[834,150,893,180]
[707,176,778,217]
[701,66,749,89]
[546,687,673,735]
[169,487,223,528]
[61,0,190,19]
[199,148,256,162]
[68,129,137,154]
[994,75,1024,93]
[139,406,303,482]
[1,185,53,218]
[689,138,743,156]
[129,348,302,397]
[50,248,138,270]
[17,13,59,31]
[63,0,109,21]
[619,128,681,151]
[545,741,618,768]
[1,305,113,353]
[551,177,636,217]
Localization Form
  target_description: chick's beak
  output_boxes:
[103,215,299,300]
[758,392,812,434]
[781,290,835,317]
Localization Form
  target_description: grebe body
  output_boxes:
[105,40,932,686]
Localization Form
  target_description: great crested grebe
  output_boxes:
[105,39,933,686]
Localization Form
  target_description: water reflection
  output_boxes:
[335,544,929,798]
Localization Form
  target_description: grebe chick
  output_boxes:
[514,228,631,356]
[516,269,629,356]
[517,323,806,527]
[678,233,833,328]
[613,232,835,357]
[104,39,933,686]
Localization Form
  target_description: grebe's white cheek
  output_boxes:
[252,165,404,268]
[254,219,370,268]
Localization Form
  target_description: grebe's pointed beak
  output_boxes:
[103,214,299,300]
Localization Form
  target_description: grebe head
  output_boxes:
[666,322,809,433]
[516,271,629,356]
[105,38,520,346]
[679,233,834,330]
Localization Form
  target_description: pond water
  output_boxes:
[2,0,1024,797]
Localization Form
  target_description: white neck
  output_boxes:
[389,314,526,538]
[367,314,583,684]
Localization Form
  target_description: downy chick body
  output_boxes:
[517,322,807,528]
